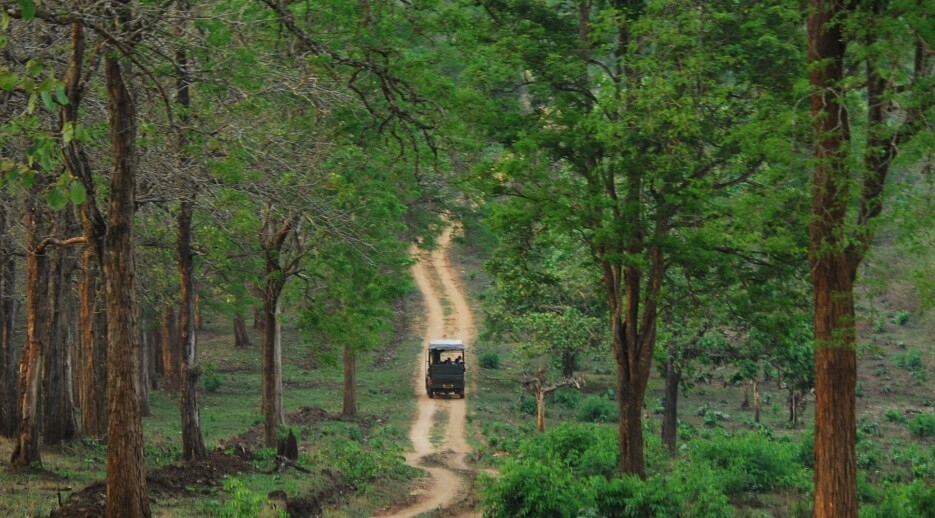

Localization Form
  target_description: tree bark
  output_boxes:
[161,304,179,392]
[42,209,79,444]
[10,190,49,467]
[62,21,108,439]
[261,216,292,447]
[233,314,251,348]
[103,48,151,517]
[808,1,857,515]
[0,203,17,437]
[661,358,681,454]
[178,200,206,460]
[342,343,356,418]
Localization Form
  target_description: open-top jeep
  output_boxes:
[425,339,465,398]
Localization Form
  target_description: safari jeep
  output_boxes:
[425,339,465,398]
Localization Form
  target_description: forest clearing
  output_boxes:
[1,1,933,517]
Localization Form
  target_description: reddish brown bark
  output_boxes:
[161,304,179,392]
[103,49,150,517]
[10,191,49,467]
[178,199,206,460]
[808,1,857,515]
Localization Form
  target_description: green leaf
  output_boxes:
[38,151,52,172]
[54,84,68,105]
[69,181,87,205]
[26,91,36,113]
[0,70,16,92]
[47,188,66,209]
[19,0,37,22]
[40,90,55,111]
[62,121,75,143]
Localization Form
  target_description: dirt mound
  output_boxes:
[49,452,257,517]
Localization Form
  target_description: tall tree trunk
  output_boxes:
[42,210,79,444]
[260,217,292,447]
[233,314,251,348]
[62,21,108,439]
[178,200,206,460]
[103,48,150,517]
[79,249,107,437]
[0,203,17,437]
[561,349,575,379]
[161,304,179,392]
[342,343,357,418]
[10,190,49,467]
[808,1,858,515]
[261,285,284,447]
[661,357,681,454]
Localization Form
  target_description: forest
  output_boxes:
[0,0,933,516]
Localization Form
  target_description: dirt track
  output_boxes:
[377,225,478,517]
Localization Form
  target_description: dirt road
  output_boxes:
[377,225,478,517]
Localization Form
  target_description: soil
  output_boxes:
[374,224,479,518]
[49,225,481,517]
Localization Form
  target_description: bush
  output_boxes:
[908,413,935,438]
[894,350,927,384]
[520,422,618,478]
[553,387,583,409]
[861,480,935,518]
[577,396,619,423]
[895,310,911,326]
[884,408,907,423]
[202,363,222,393]
[479,458,591,517]
[479,351,500,369]
[688,433,807,494]
[518,394,537,416]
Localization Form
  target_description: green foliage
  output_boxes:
[687,433,809,494]
[202,363,222,393]
[894,310,911,326]
[576,396,619,423]
[908,413,935,438]
[217,477,267,518]
[884,408,907,424]
[517,394,537,416]
[894,350,928,384]
[479,459,589,517]
[478,351,500,369]
[552,387,583,409]
[316,437,416,491]
[860,480,935,518]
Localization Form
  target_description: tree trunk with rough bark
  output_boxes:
[178,199,206,460]
[233,315,251,348]
[10,190,49,467]
[161,304,179,393]
[79,249,107,437]
[103,48,150,517]
[0,203,17,437]
[661,358,681,454]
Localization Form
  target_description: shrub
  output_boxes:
[518,394,537,416]
[589,475,684,517]
[861,480,935,518]
[689,433,807,494]
[894,350,927,384]
[520,422,618,478]
[479,458,591,517]
[577,396,619,423]
[895,310,911,326]
[908,413,935,438]
[218,477,266,518]
[553,387,583,409]
[202,363,222,393]
[478,351,500,369]
[884,408,907,423]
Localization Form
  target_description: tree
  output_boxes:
[807,1,933,515]
[0,201,16,437]
[466,0,803,477]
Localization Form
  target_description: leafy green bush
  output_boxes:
[884,408,907,424]
[520,422,618,478]
[553,387,583,409]
[479,351,500,369]
[589,475,684,517]
[577,396,619,423]
[894,350,927,384]
[518,394,537,416]
[319,438,415,491]
[908,413,935,438]
[688,433,807,494]
[895,310,911,326]
[218,477,266,517]
[860,480,935,518]
[202,362,222,393]
[479,459,591,517]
